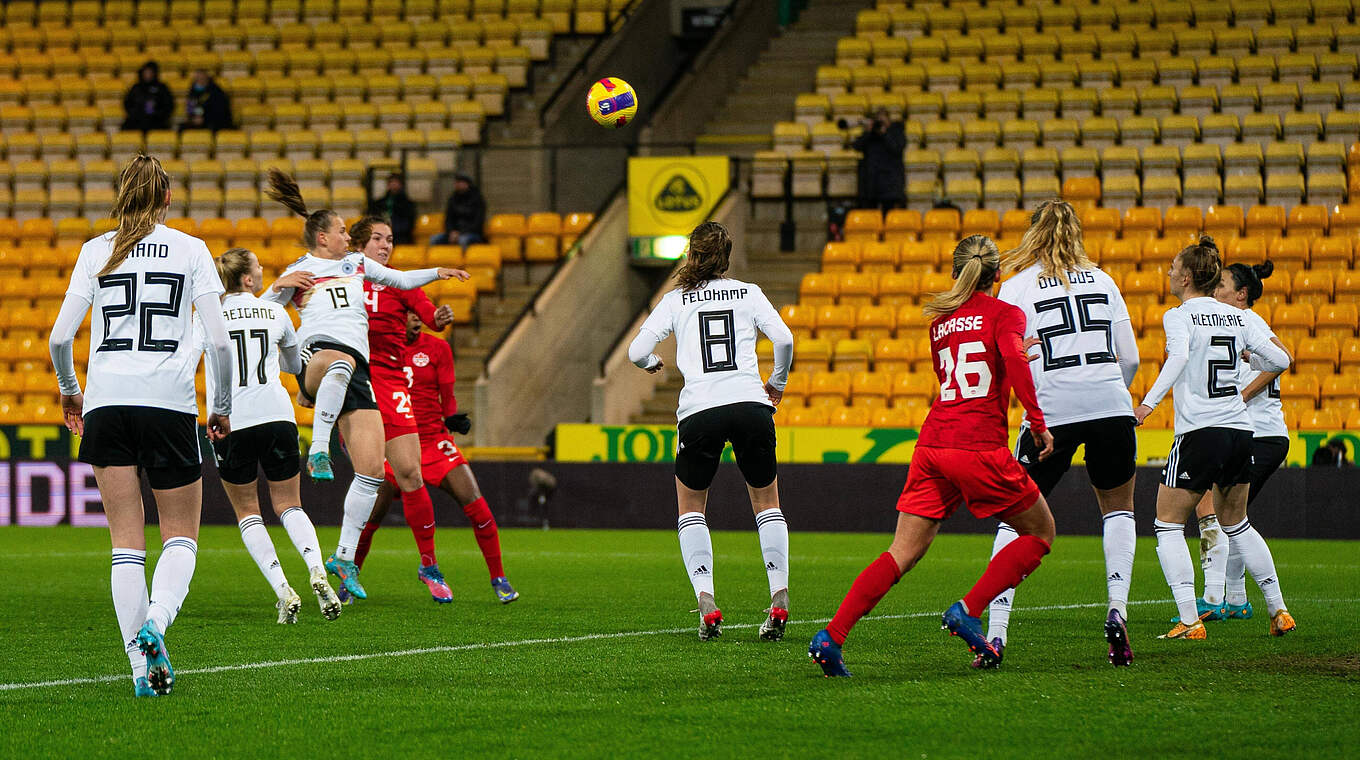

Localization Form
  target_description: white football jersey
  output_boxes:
[267,252,440,361]
[998,264,1134,427]
[275,252,372,358]
[1152,297,1282,436]
[201,292,299,431]
[1238,307,1288,439]
[639,279,787,421]
[66,225,224,415]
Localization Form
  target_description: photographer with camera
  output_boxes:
[850,109,907,213]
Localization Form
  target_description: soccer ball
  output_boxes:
[587,77,638,128]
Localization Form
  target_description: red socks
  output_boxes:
[827,552,902,645]
[355,521,380,569]
[962,535,1051,617]
[402,485,438,567]
[462,497,504,579]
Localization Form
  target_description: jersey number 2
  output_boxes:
[1207,336,1238,398]
[937,341,993,401]
[698,311,738,373]
[96,272,185,353]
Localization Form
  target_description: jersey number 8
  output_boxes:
[937,341,993,401]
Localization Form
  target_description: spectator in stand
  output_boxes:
[369,173,417,245]
[1311,437,1353,467]
[181,70,233,132]
[122,61,175,132]
[851,109,906,214]
[430,174,486,248]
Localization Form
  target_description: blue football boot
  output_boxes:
[491,576,519,604]
[307,452,334,481]
[325,554,367,600]
[1170,597,1227,623]
[135,621,174,696]
[134,676,158,698]
[942,601,1001,668]
[1225,600,1254,619]
[808,629,851,677]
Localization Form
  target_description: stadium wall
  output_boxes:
[5,454,1357,540]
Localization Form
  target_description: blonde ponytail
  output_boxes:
[1001,199,1093,284]
[922,235,1000,318]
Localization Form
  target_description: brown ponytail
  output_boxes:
[674,221,733,292]
[923,235,1001,318]
[265,168,338,250]
[98,154,171,277]
[1178,235,1223,295]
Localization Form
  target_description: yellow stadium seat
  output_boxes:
[843,209,882,244]
[1322,375,1360,413]
[815,304,857,344]
[828,405,871,427]
[891,372,936,408]
[1203,206,1244,239]
[876,273,919,308]
[808,371,851,409]
[833,339,873,373]
[1311,238,1353,269]
[1292,269,1335,306]
[799,273,838,306]
[1273,303,1315,344]
[820,241,859,274]
[836,273,877,306]
[859,241,897,274]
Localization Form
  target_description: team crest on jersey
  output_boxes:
[412,352,430,367]
[371,283,386,291]
[341,259,358,275]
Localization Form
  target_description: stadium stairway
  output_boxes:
[693,0,873,158]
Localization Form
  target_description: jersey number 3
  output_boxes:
[698,310,738,373]
[937,341,993,401]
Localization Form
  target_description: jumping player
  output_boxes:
[49,154,234,696]
[985,200,1141,667]
[1173,260,1294,626]
[627,221,795,641]
[353,310,519,604]
[262,169,469,600]
[345,216,461,602]
[810,235,1056,677]
[203,248,342,623]
[1134,238,1292,640]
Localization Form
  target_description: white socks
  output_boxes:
[336,473,384,561]
[755,508,789,601]
[1102,511,1136,620]
[238,515,288,596]
[985,523,1018,643]
[1198,514,1228,607]
[147,537,198,634]
[111,548,149,682]
[1154,520,1199,625]
[677,512,715,601]
[1225,517,1286,615]
[280,506,326,573]
[309,360,354,457]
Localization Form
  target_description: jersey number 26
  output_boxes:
[937,341,993,401]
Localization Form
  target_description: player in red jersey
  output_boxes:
[346,216,459,602]
[810,235,1057,676]
[353,310,518,603]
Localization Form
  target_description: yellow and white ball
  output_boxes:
[586,77,638,128]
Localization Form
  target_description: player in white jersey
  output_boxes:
[983,200,1142,666]
[48,155,234,697]
[1133,237,1292,640]
[260,170,468,600]
[627,222,795,641]
[1173,260,1295,629]
[202,249,342,623]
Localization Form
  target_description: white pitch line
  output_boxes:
[3,597,1354,693]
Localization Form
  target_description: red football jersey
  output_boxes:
[364,281,439,371]
[917,291,1046,451]
[400,331,459,439]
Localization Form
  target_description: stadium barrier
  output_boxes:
[1,424,1356,539]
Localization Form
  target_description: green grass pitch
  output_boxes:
[1,525,1356,758]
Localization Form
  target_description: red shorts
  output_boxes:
[896,446,1040,521]
[370,364,418,441]
[385,433,469,489]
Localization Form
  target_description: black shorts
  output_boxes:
[212,421,301,485]
[1161,427,1254,492]
[675,402,777,490]
[79,406,202,490]
[1246,435,1290,504]
[1016,416,1137,494]
[298,341,378,413]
